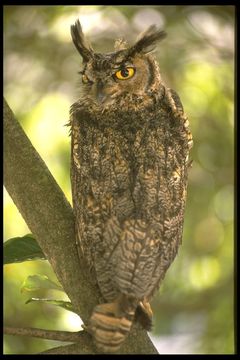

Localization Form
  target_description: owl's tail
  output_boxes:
[87,295,138,353]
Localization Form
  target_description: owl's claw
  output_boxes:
[135,300,153,331]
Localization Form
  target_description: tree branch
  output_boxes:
[4,327,85,342]
[40,323,159,354]
[3,98,158,354]
[4,327,95,354]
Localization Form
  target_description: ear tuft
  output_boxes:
[127,25,167,56]
[70,19,94,62]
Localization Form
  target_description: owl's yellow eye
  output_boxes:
[82,74,89,84]
[115,67,135,80]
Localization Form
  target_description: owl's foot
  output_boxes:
[87,296,136,353]
[135,300,153,331]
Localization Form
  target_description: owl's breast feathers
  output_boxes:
[70,87,192,352]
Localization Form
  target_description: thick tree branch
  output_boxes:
[3,97,99,324]
[3,98,158,354]
[40,341,96,354]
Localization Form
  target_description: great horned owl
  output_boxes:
[70,20,193,353]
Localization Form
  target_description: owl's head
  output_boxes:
[71,20,166,106]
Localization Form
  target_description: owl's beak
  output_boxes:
[97,91,107,103]
[96,80,108,104]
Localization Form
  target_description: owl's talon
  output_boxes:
[135,301,153,331]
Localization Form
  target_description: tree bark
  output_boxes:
[3,98,159,354]
[4,327,85,342]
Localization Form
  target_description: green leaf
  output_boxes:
[25,298,74,312]
[21,274,63,293]
[4,234,46,264]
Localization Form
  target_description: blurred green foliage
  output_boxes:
[3,5,234,354]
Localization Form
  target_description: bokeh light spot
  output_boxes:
[194,216,224,253]
[189,256,221,290]
[214,185,233,223]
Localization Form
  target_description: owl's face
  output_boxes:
[80,53,157,105]
[71,20,166,106]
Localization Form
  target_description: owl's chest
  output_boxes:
[73,125,137,190]
[72,120,165,187]
[71,103,187,221]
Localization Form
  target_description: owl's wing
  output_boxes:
[162,87,193,154]
[97,217,172,302]
[111,219,170,299]
[108,89,192,300]
[89,218,168,353]
[160,87,184,115]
